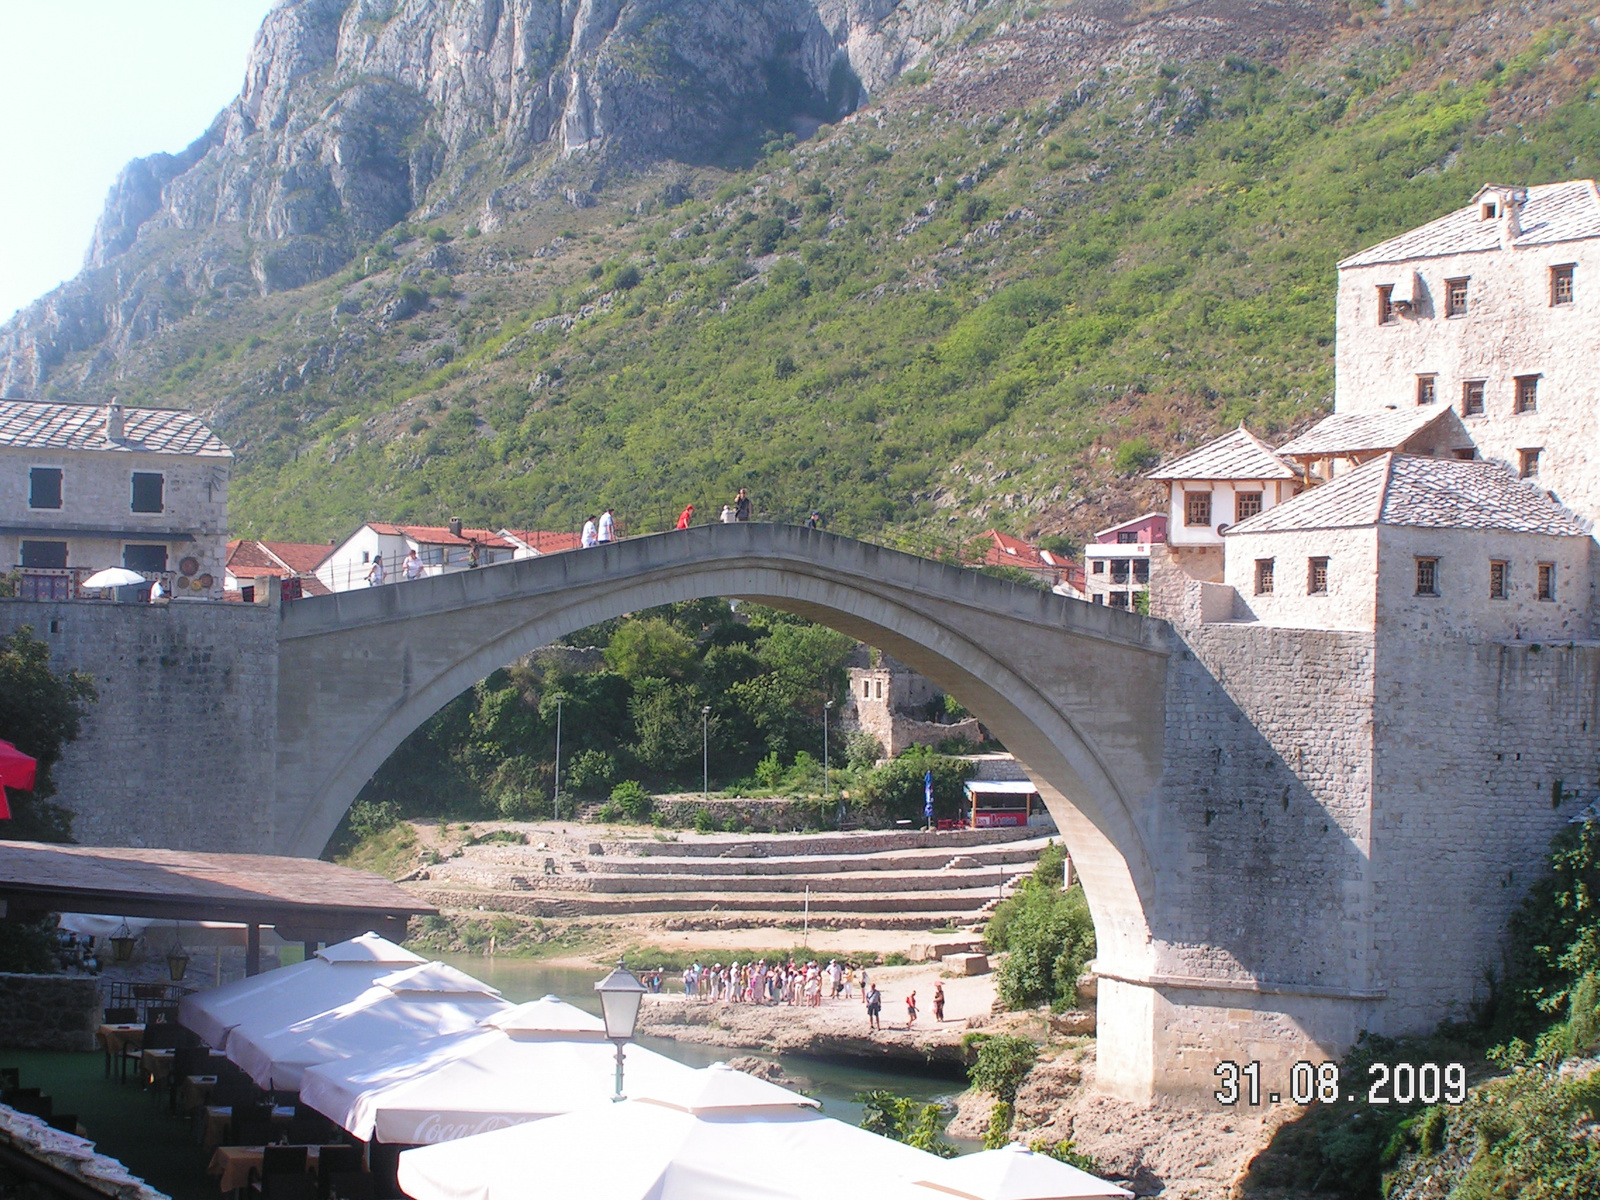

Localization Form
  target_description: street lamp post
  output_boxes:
[553,695,563,821]
[594,959,648,1101]
[701,706,711,802]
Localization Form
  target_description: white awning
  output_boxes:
[964,781,1039,795]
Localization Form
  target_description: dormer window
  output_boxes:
[1482,201,1499,220]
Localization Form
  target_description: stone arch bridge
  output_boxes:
[10,521,1575,1102]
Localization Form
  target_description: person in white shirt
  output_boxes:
[366,557,386,586]
[402,550,425,581]
[719,505,736,524]
[581,516,598,548]
[597,507,615,543]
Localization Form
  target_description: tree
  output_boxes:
[0,626,96,842]
[987,857,1096,1010]
[860,747,974,824]
[604,619,698,682]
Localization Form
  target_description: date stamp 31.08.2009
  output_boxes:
[1213,1060,1468,1108]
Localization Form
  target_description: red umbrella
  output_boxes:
[0,740,37,819]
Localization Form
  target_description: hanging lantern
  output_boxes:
[109,920,137,963]
[164,921,189,982]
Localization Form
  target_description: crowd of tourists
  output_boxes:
[681,958,857,1007]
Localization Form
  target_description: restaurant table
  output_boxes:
[200,1104,295,1151]
[94,1023,143,1080]
[207,1143,323,1193]
[180,1074,218,1114]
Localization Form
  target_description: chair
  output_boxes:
[288,1111,336,1145]
[250,1145,312,1200]
[126,1019,180,1088]
[7,1093,51,1119]
[325,1174,375,1200]
[0,1068,18,1091]
[169,1045,212,1112]
[209,1084,257,1109]
[46,1112,79,1135]
[231,1100,275,1145]
[103,1006,137,1024]
[316,1143,362,1188]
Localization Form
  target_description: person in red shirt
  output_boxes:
[675,504,695,530]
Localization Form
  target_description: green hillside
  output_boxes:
[80,3,1600,549]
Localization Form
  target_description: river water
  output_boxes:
[435,953,973,1135]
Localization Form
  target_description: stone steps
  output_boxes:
[616,826,1048,859]
[590,843,1045,876]
[416,886,1008,917]
[436,865,1017,895]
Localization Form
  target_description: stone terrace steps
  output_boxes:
[590,842,1046,876]
[441,865,1018,895]
[416,886,1009,917]
[613,826,1046,859]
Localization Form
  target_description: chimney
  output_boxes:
[1498,187,1527,249]
[106,399,124,442]
[448,517,463,538]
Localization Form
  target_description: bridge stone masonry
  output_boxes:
[2,521,1591,1103]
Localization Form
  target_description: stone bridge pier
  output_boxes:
[7,523,1514,1102]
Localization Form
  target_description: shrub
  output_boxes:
[1113,436,1160,476]
[755,752,784,789]
[856,1091,957,1157]
[860,748,973,823]
[612,264,642,290]
[346,799,401,839]
[427,226,449,242]
[693,807,718,834]
[845,731,884,770]
[594,801,623,822]
[970,1035,1037,1104]
[988,873,1095,1010]
[610,779,654,822]
[566,749,619,795]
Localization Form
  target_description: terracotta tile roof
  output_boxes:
[1275,407,1453,459]
[226,540,334,595]
[1092,512,1167,541]
[1340,181,1600,268]
[1146,427,1300,481]
[367,523,515,549]
[501,529,582,554]
[0,400,231,456]
[1225,453,1592,537]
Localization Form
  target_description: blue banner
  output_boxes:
[924,769,934,820]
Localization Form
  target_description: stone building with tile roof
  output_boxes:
[1335,180,1600,524]
[316,522,520,593]
[1218,454,1592,637]
[1144,425,1303,582]
[0,399,231,599]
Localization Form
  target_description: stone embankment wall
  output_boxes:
[0,974,99,1051]
[0,599,278,850]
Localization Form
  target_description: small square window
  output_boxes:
[1462,380,1486,416]
[1235,491,1263,521]
[1308,557,1329,595]
[1489,560,1509,600]
[131,472,164,513]
[1520,448,1541,479]
[1415,557,1439,597]
[1515,375,1539,414]
[1416,375,1437,406]
[1378,285,1396,325]
[1108,593,1130,610]
[1255,558,1275,596]
[1552,265,1575,306]
[123,544,168,573]
[1446,278,1469,317]
[28,467,62,510]
[1184,491,1212,527]
[1111,560,1130,584]
[1538,562,1556,601]
[1092,560,1105,574]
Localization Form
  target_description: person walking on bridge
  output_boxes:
[675,503,695,530]
[402,549,425,581]
[366,556,386,586]
[581,515,598,548]
[598,507,615,544]
[734,488,751,522]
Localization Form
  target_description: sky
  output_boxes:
[0,1,277,323]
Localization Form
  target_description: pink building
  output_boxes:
[1084,512,1168,609]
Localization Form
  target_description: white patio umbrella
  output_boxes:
[911,1143,1132,1200]
[81,568,148,589]
[226,960,509,1090]
[299,995,700,1144]
[397,1063,938,1200]
[179,931,424,1049]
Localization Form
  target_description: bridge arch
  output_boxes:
[276,524,1172,1087]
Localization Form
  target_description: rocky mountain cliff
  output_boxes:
[1,0,978,396]
[2,0,1592,549]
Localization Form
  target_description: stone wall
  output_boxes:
[0,974,99,1051]
[0,599,279,850]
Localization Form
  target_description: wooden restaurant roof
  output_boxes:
[0,841,435,943]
